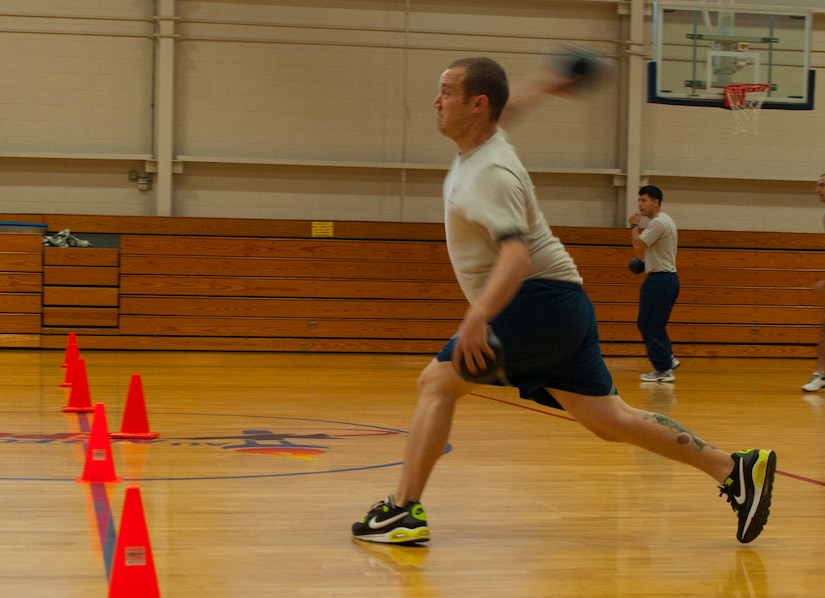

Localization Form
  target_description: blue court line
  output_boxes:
[76,414,117,580]
[2,459,411,483]
[90,483,117,580]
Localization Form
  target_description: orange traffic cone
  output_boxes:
[61,332,79,368]
[111,375,159,440]
[63,358,95,413]
[76,402,122,484]
[108,486,160,598]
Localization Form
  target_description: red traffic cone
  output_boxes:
[60,353,77,388]
[63,358,95,413]
[76,403,122,484]
[61,332,79,368]
[108,486,160,598]
[111,375,160,440]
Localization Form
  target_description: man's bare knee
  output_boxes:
[550,388,634,442]
[417,359,474,400]
[581,421,624,443]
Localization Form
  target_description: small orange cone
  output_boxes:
[61,332,79,368]
[76,402,122,484]
[63,358,95,413]
[108,486,160,598]
[111,375,160,440]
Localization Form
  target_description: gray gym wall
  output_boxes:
[0,0,823,232]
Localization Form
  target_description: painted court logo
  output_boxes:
[0,413,419,482]
[0,428,363,458]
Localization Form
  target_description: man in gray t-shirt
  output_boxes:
[352,57,774,548]
[629,185,680,382]
[443,129,582,302]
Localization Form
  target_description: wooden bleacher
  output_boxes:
[0,214,822,357]
[0,232,42,347]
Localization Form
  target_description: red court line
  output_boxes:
[471,392,577,422]
[776,470,825,487]
[472,392,825,488]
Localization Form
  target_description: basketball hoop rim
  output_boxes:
[723,83,771,109]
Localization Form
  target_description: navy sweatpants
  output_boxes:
[637,272,680,372]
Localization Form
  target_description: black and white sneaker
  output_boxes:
[801,372,825,392]
[352,495,430,544]
[719,449,777,543]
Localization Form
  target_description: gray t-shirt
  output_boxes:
[443,130,583,304]
[639,212,677,273]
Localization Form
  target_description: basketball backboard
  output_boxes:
[648,2,814,109]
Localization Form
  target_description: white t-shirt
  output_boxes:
[443,130,583,304]
[639,212,678,273]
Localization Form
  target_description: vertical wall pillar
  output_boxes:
[152,0,178,216]
[621,0,646,225]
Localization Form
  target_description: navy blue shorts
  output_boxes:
[437,280,616,408]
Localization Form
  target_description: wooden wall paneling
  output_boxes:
[0,233,43,345]
[41,247,120,331]
[9,217,821,357]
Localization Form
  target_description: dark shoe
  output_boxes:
[719,449,777,543]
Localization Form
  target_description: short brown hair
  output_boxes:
[447,57,509,122]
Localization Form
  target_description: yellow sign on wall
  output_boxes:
[311,221,334,237]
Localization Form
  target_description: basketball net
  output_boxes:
[724,83,770,134]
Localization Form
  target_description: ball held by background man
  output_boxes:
[629,257,646,275]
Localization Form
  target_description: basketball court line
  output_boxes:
[470,390,825,488]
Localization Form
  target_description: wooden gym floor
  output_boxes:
[1,349,824,597]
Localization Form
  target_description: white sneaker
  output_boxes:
[801,372,825,392]
[671,357,681,370]
[640,369,675,383]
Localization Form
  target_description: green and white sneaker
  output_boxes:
[352,495,430,544]
[718,449,777,543]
